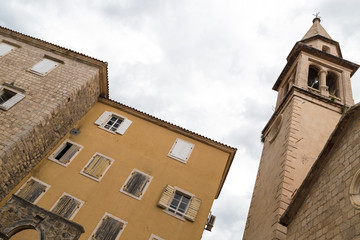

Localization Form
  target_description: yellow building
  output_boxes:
[0,27,236,239]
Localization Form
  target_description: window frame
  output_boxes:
[50,192,84,220]
[80,152,114,182]
[0,85,25,111]
[168,138,195,163]
[164,187,194,220]
[149,233,164,240]
[0,41,16,57]
[120,169,153,200]
[95,111,132,135]
[88,212,127,240]
[15,177,50,204]
[28,56,62,76]
[48,139,83,167]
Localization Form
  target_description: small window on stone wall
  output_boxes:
[308,66,319,90]
[0,85,25,111]
[29,57,62,76]
[0,42,16,57]
[327,71,339,97]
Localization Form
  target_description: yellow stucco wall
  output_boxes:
[0,101,232,240]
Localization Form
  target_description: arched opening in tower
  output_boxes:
[308,66,320,90]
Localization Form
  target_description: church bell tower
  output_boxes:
[243,18,359,239]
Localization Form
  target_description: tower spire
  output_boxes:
[302,14,332,40]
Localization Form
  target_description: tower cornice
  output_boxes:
[273,43,359,91]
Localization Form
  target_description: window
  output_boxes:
[15,177,50,204]
[48,140,83,167]
[120,169,152,200]
[158,185,201,222]
[149,234,164,240]
[89,213,127,240]
[29,58,59,76]
[327,71,339,97]
[81,153,114,182]
[51,193,84,220]
[168,138,194,163]
[0,85,25,110]
[0,42,16,57]
[95,111,132,135]
[308,66,320,90]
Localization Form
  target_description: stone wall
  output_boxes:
[0,33,101,200]
[286,110,360,240]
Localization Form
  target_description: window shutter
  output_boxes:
[58,144,80,164]
[0,93,25,110]
[158,185,175,209]
[169,138,194,162]
[52,195,81,219]
[0,43,15,57]
[184,197,201,222]
[116,118,132,135]
[17,179,46,203]
[30,58,58,75]
[93,216,123,240]
[95,111,111,126]
[124,172,148,197]
[84,155,112,179]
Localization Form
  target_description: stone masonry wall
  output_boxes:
[0,34,101,200]
[286,111,360,240]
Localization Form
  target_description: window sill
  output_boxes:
[162,209,186,221]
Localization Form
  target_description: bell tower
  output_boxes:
[243,18,359,239]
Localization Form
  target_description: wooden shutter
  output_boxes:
[184,197,201,222]
[0,43,15,57]
[30,58,58,75]
[169,138,194,162]
[58,144,80,164]
[116,118,132,135]
[17,179,46,203]
[52,195,81,219]
[84,155,112,179]
[0,93,25,110]
[93,216,123,240]
[158,185,175,209]
[95,111,111,126]
[124,172,148,197]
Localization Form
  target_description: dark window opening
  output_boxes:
[0,88,16,104]
[55,142,72,160]
[169,192,191,217]
[308,67,319,90]
[322,45,330,54]
[327,72,339,97]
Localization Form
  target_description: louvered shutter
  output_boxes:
[116,118,132,135]
[184,197,201,222]
[84,155,111,179]
[58,144,80,164]
[30,58,58,75]
[95,111,111,126]
[0,43,15,57]
[17,179,46,203]
[93,216,123,240]
[0,93,25,110]
[52,195,81,219]
[158,185,175,209]
[169,138,194,162]
[124,172,148,197]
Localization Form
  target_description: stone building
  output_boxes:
[243,18,360,239]
[0,26,236,239]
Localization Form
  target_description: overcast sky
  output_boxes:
[1,1,360,239]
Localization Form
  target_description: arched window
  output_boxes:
[327,72,339,97]
[308,66,319,90]
[322,45,330,54]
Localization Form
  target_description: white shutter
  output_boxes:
[116,118,132,135]
[30,58,58,75]
[169,138,194,162]
[0,43,15,57]
[95,111,111,125]
[0,93,25,110]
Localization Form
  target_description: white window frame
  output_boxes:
[0,42,16,57]
[80,152,114,182]
[15,177,50,204]
[88,212,127,240]
[149,234,165,240]
[168,138,195,163]
[94,111,132,135]
[163,186,194,221]
[48,139,83,167]
[29,57,61,76]
[50,192,84,220]
[120,169,153,200]
[0,85,25,111]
